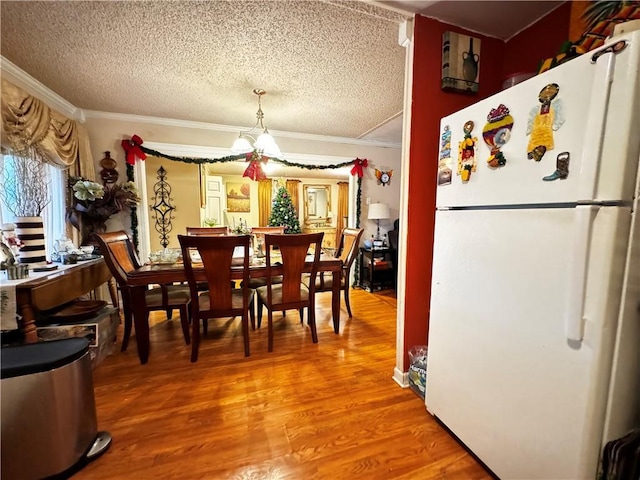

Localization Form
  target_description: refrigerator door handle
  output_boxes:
[578,53,615,202]
[565,205,600,342]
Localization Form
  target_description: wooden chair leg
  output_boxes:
[191,318,200,363]
[299,308,304,324]
[121,310,133,352]
[249,293,256,330]
[120,290,133,352]
[166,308,173,319]
[344,286,353,318]
[242,311,250,357]
[107,278,119,309]
[268,309,274,352]
[257,296,264,328]
[308,303,318,344]
[179,304,190,345]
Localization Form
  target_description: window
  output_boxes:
[0,155,67,259]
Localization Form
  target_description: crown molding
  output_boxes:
[1,56,401,149]
[1,56,85,122]
[83,110,401,149]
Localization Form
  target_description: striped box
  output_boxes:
[14,216,46,265]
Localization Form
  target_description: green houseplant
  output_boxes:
[68,176,140,245]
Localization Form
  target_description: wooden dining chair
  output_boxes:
[256,233,324,352]
[178,234,254,362]
[94,231,191,352]
[248,226,286,289]
[186,226,232,293]
[303,227,364,317]
[186,226,229,236]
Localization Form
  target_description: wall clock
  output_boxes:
[375,169,393,186]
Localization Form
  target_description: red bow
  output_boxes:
[243,152,269,181]
[350,158,368,177]
[121,135,147,165]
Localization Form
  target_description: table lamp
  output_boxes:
[367,203,390,241]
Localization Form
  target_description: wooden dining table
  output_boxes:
[126,255,343,364]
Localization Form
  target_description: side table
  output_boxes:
[358,247,396,292]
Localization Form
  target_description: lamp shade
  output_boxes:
[230,136,253,155]
[255,132,282,158]
[368,203,390,220]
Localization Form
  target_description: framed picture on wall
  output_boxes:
[226,182,250,213]
[441,31,481,94]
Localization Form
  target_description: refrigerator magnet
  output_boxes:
[543,151,570,181]
[526,83,565,162]
[482,104,513,169]
[437,125,453,186]
[457,120,478,182]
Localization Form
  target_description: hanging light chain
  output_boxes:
[254,88,266,131]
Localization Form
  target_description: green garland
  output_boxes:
[139,146,358,171]
[126,163,139,251]
[355,176,362,228]
[353,175,363,287]
[125,146,365,255]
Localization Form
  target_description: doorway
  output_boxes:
[134,142,356,260]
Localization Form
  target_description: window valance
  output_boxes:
[1,79,95,179]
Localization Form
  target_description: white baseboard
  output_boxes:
[392,367,408,388]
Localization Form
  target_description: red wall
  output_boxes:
[502,2,572,80]
[403,15,505,368]
[402,7,572,370]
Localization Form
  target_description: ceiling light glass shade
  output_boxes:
[255,132,282,158]
[230,136,253,155]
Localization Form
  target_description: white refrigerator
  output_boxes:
[425,29,640,480]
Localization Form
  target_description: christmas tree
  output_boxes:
[268,186,301,233]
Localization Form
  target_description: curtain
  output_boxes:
[286,179,301,216]
[1,79,95,178]
[258,179,273,226]
[336,181,349,247]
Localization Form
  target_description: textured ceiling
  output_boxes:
[1,1,562,146]
[0,1,406,141]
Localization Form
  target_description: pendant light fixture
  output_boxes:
[230,88,283,159]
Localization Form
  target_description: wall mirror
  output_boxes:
[303,184,331,226]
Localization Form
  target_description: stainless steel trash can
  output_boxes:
[1,337,111,480]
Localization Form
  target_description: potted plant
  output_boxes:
[67,177,140,245]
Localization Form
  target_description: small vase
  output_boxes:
[14,216,46,265]
[81,221,107,249]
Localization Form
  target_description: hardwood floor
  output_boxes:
[76,288,492,479]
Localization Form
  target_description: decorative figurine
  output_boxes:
[526,83,565,162]
[437,125,453,186]
[543,151,570,181]
[482,104,513,169]
[457,120,478,182]
[375,169,393,186]
[99,151,119,185]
